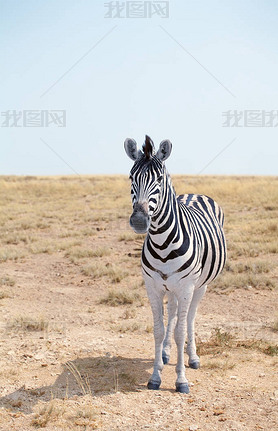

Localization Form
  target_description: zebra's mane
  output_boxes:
[142,135,154,160]
[130,135,171,178]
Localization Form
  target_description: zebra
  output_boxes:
[124,135,226,394]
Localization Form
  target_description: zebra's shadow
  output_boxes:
[0,355,152,414]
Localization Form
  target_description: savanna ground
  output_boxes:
[0,175,277,431]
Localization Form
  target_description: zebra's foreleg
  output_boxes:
[146,287,165,390]
[162,291,178,365]
[186,285,207,369]
[174,288,194,393]
[186,286,207,369]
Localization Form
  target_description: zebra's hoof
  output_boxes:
[176,383,190,394]
[147,380,161,390]
[162,353,170,365]
[189,360,200,369]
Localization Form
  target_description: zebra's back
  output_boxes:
[177,194,224,227]
[177,193,226,288]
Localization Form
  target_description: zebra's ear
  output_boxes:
[156,139,172,161]
[124,138,140,161]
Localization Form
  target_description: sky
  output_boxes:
[1,0,278,176]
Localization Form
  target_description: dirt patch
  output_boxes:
[0,254,277,430]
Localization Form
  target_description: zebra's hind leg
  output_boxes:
[162,291,178,365]
[186,285,207,369]
[146,287,165,390]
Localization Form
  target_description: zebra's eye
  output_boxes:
[157,175,163,184]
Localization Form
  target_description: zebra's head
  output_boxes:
[124,135,172,234]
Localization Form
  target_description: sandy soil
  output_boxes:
[0,249,277,431]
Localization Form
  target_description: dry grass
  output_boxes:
[203,358,236,371]
[0,276,14,300]
[65,361,92,396]
[31,398,98,429]
[71,406,98,429]
[0,248,26,262]
[81,263,128,283]
[213,270,275,291]
[198,328,278,357]
[118,232,137,242]
[122,308,137,319]
[99,289,143,306]
[31,400,63,428]
[0,290,10,299]
[197,328,235,356]
[116,322,141,333]
[0,175,277,291]
[273,320,278,332]
[0,275,15,286]
[65,246,111,261]
[7,315,49,332]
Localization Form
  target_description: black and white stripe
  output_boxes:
[125,135,226,393]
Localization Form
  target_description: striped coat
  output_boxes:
[142,192,226,290]
[125,135,226,393]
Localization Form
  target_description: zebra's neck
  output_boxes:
[148,174,184,249]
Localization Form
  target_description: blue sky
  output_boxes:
[1,0,278,175]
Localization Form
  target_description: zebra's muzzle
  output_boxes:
[130,203,150,234]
